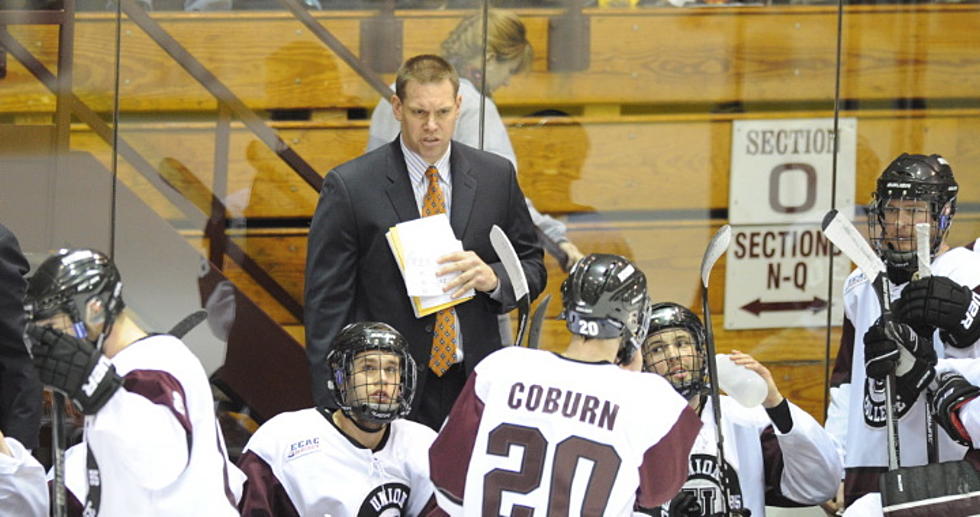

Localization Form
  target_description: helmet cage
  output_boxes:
[326,323,417,427]
[867,154,958,283]
[25,249,125,343]
[642,303,708,399]
[559,254,652,353]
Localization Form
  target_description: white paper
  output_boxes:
[392,215,475,303]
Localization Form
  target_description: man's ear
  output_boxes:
[391,94,403,122]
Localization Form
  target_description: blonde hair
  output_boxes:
[441,10,533,79]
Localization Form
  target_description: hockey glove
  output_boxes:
[864,316,936,402]
[931,371,980,447]
[893,276,980,348]
[26,323,122,415]
[667,490,701,517]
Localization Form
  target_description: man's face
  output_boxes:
[642,328,702,394]
[348,349,402,411]
[391,79,461,164]
[878,198,933,253]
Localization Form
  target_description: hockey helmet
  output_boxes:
[559,253,651,363]
[325,322,417,428]
[643,302,708,400]
[868,153,958,284]
[25,248,125,342]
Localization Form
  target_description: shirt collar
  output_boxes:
[400,135,452,186]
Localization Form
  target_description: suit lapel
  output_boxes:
[384,141,421,222]
[450,146,477,237]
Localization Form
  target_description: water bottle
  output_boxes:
[715,354,768,408]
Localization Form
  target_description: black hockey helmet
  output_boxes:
[25,248,125,343]
[868,153,958,284]
[642,302,708,400]
[559,253,651,363]
[325,322,417,428]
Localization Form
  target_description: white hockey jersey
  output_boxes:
[826,246,980,471]
[0,436,48,516]
[648,397,841,517]
[237,408,437,516]
[429,346,701,516]
[61,333,238,516]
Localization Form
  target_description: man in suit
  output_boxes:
[304,54,546,430]
[0,223,41,449]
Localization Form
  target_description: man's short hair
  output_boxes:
[394,54,460,102]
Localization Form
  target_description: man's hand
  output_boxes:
[437,251,499,297]
[863,316,936,402]
[931,371,980,447]
[26,324,122,415]
[667,490,701,517]
[730,349,783,408]
[893,275,980,348]
[558,241,585,271]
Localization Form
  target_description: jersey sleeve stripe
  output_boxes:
[760,425,805,507]
[636,404,702,510]
[236,450,301,517]
[122,369,193,448]
[831,317,855,388]
[429,371,484,504]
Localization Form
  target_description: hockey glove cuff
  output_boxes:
[27,323,123,415]
[931,371,980,447]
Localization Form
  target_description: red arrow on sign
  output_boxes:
[741,297,828,316]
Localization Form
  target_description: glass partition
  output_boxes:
[6,0,980,500]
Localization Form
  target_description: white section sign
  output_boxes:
[729,118,856,225]
[724,224,848,330]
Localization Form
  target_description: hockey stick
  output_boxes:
[490,225,530,347]
[915,222,939,464]
[914,223,932,280]
[51,392,67,517]
[821,209,900,471]
[168,309,208,339]
[700,224,742,515]
[528,294,551,350]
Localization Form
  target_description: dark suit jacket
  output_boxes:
[0,223,41,448]
[304,140,546,408]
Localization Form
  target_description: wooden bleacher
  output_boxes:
[6,5,980,422]
[4,5,980,114]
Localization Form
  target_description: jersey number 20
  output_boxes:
[482,423,621,516]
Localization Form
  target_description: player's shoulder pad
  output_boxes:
[390,418,437,448]
[248,408,324,461]
[476,346,537,374]
[634,371,689,407]
[934,247,980,288]
[718,394,769,427]
[843,267,870,296]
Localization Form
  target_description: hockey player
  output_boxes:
[825,153,980,507]
[639,302,842,516]
[0,428,48,516]
[24,248,238,516]
[429,253,702,515]
[237,321,438,516]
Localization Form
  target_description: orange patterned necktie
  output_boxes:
[422,165,458,376]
